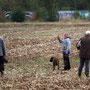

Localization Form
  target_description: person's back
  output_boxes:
[80,35,90,58]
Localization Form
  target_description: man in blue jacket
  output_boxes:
[0,37,7,76]
[57,32,71,70]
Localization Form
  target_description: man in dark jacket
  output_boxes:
[76,31,90,78]
[0,37,7,76]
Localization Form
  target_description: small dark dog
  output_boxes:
[50,57,59,70]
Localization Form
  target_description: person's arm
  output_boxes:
[2,39,6,56]
[57,35,63,43]
[1,38,8,63]
[76,39,81,50]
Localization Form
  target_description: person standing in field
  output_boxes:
[0,37,8,76]
[76,31,90,78]
[57,32,71,70]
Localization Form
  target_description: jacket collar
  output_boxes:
[64,37,70,39]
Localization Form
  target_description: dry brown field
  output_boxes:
[0,19,90,90]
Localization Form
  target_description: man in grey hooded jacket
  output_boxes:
[57,33,71,70]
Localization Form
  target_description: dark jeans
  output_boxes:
[0,56,5,72]
[78,58,90,77]
[63,53,71,70]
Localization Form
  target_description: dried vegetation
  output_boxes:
[0,20,90,90]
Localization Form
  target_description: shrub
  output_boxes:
[35,7,59,21]
[11,7,25,22]
[0,16,6,22]
[0,11,7,22]
[35,7,48,21]
[47,9,59,21]
[87,12,90,20]
[72,11,82,19]
[0,13,7,22]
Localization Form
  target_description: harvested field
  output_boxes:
[0,20,90,90]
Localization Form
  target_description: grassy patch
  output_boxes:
[71,58,80,63]
[7,57,80,75]
[7,57,51,75]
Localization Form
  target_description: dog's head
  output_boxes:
[50,57,54,62]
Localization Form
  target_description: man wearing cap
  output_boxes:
[76,31,90,78]
[57,32,71,70]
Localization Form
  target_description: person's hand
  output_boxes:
[5,60,8,63]
[4,56,8,63]
[57,35,60,39]
[65,51,68,54]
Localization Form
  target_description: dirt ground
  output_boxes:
[0,19,90,90]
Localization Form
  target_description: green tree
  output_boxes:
[46,0,59,21]
[11,7,25,22]
[0,0,2,10]
[15,0,31,10]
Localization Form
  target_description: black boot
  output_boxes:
[1,71,4,77]
[85,72,89,78]
[64,66,68,70]
[78,72,81,78]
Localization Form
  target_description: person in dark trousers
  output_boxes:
[57,32,71,70]
[0,37,7,76]
[76,31,90,78]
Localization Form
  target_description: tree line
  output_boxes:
[0,0,90,11]
[0,0,90,22]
